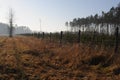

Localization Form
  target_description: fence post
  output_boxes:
[36,32,39,38]
[32,33,34,37]
[78,30,81,44]
[92,31,96,44]
[60,31,63,44]
[38,32,40,38]
[42,32,44,39]
[50,32,52,42]
[115,27,119,53]
[35,32,37,37]
[33,32,36,37]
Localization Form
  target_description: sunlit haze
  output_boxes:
[0,0,119,32]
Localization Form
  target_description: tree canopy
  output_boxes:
[66,2,120,34]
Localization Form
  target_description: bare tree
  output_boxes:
[8,8,14,37]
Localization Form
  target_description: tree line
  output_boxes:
[65,3,120,35]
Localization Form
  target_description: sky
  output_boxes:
[0,0,120,32]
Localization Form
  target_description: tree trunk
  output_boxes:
[107,24,109,35]
[9,21,13,37]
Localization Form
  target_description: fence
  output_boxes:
[21,27,120,53]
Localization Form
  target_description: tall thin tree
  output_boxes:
[8,8,14,37]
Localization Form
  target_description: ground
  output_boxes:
[0,36,120,80]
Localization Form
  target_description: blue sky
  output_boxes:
[0,0,120,32]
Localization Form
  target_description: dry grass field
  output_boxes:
[0,36,120,80]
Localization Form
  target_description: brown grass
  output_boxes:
[0,36,119,80]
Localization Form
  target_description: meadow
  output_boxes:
[0,36,119,80]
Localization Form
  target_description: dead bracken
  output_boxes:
[0,36,119,80]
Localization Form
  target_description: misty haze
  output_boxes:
[0,0,120,80]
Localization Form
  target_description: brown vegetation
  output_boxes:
[0,36,120,80]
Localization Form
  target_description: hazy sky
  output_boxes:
[0,0,119,32]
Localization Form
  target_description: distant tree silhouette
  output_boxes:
[66,2,120,34]
[8,8,14,37]
[69,21,74,32]
[65,22,68,31]
[118,2,120,8]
